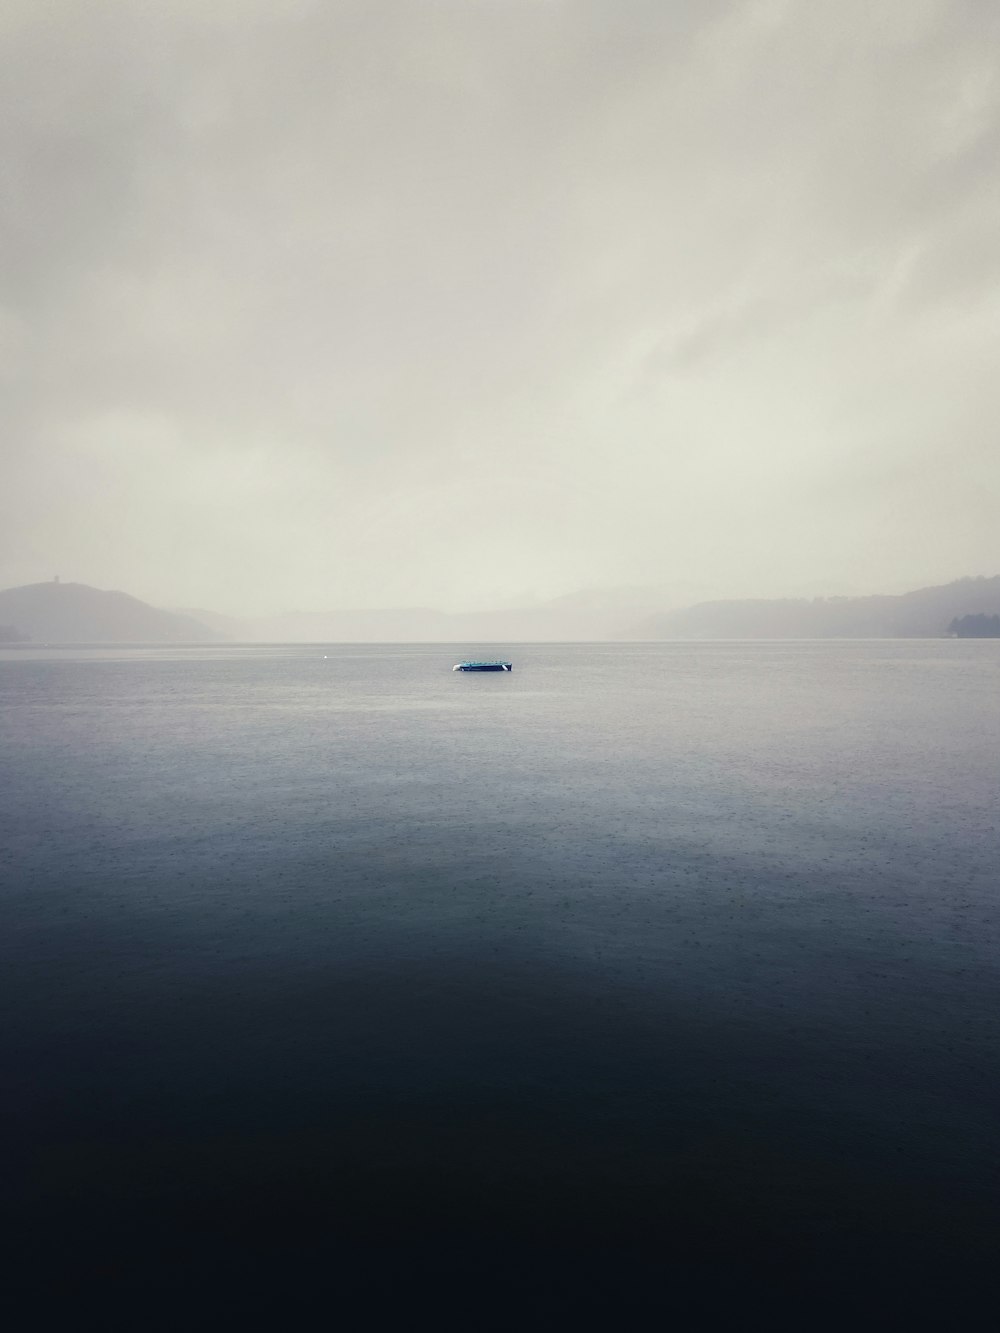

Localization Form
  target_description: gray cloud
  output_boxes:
[1,0,998,613]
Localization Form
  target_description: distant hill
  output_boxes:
[11,576,997,645]
[173,607,251,639]
[197,584,714,643]
[0,582,220,642]
[633,577,1000,639]
[4,581,706,645]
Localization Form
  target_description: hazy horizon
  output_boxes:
[3,570,995,622]
[2,0,998,616]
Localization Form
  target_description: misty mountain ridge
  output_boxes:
[177,583,708,643]
[4,577,1000,644]
[0,582,220,643]
[4,580,679,644]
[635,577,1000,640]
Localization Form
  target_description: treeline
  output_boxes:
[948,614,1000,638]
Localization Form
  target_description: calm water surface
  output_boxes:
[2,641,998,1320]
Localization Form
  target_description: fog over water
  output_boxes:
[2,0,999,613]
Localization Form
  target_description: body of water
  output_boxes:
[2,641,998,1322]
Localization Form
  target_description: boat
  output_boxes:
[452,660,513,672]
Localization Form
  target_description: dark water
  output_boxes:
[2,642,998,1323]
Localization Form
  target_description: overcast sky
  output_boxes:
[1,0,997,614]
